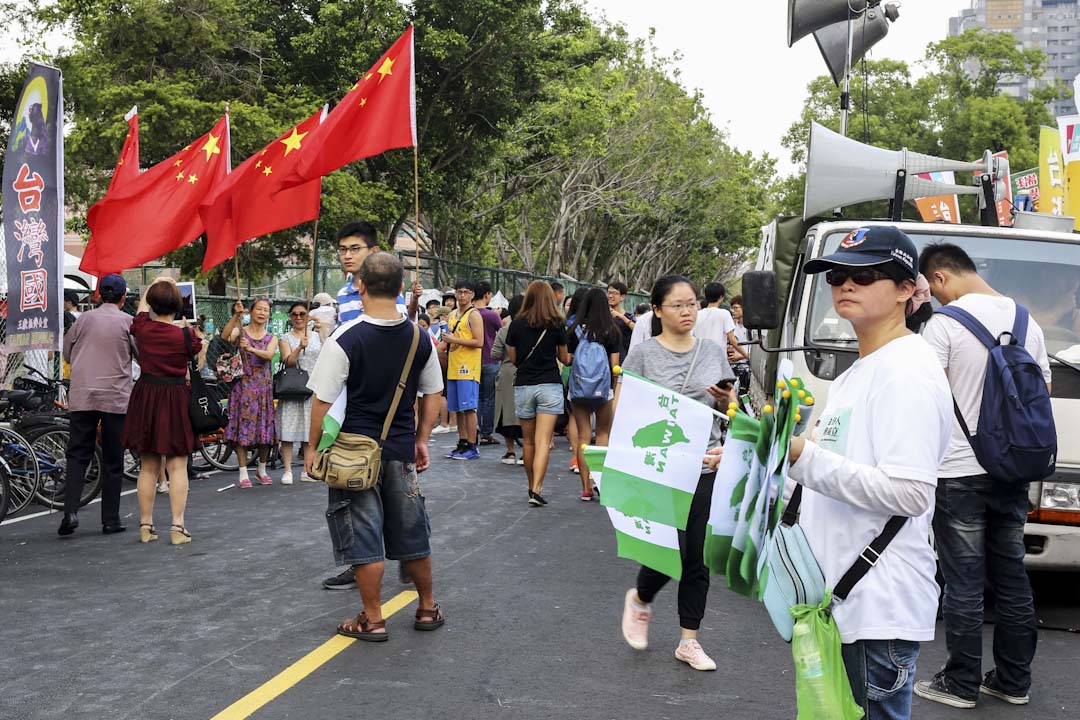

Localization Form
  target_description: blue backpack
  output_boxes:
[568,327,612,406]
[936,303,1056,484]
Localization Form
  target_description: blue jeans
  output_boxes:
[842,639,920,720]
[933,475,1036,699]
[478,363,499,437]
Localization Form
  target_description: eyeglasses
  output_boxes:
[289,312,307,318]
[659,303,699,314]
[824,268,893,287]
[337,245,371,256]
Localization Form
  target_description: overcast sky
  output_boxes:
[584,1,976,172]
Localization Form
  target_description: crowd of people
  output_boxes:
[50,217,1048,720]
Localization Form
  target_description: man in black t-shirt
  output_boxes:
[607,281,636,362]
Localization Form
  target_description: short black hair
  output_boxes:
[607,281,628,296]
[336,221,379,247]
[359,252,403,299]
[704,282,726,304]
[64,290,81,305]
[417,313,431,326]
[425,299,441,310]
[634,302,650,315]
[549,281,564,293]
[474,280,493,297]
[919,242,978,276]
[453,278,474,292]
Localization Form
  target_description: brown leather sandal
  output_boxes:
[337,612,388,642]
[414,603,445,631]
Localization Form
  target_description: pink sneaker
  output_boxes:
[675,639,716,671]
[257,473,273,485]
[621,589,651,650]
[237,477,253,489]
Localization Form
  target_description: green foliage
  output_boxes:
[4,0,773,290]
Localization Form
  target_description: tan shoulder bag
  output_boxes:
[312,324,421,491]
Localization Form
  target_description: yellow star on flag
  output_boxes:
[376,57,394,83]
[175,171,185,181]
[365,73,372,81]
[201,133,222,162]
[359,97,367,108]
[118,158,124,166]
[256,160,262,168]
[173,159,183,167]
[262,165,273,176]
[188,173,198,184]
[279,127,308,156]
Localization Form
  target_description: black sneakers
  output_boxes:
[914,673,977,709]
[322,566,358,590]
[528,491,547,506]
[980,670,1030,705]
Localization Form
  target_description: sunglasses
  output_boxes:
[824,267,894,287]
[289,311,308,318]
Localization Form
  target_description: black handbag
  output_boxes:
[184,328,227,434]
[273,342,312,400]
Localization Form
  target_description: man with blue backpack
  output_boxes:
[915,243,1056,710]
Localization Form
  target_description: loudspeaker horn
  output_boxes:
[788,0,867,48]
[803,122,986,220]
[814,3,900,85]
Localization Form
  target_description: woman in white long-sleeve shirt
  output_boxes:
[785,226,952,720]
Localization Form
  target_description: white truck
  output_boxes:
[744,216,1080,569]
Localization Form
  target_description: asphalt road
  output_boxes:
[2,438,1078,720]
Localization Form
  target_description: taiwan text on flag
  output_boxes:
[588,446,683,580]
[600,372,713,529]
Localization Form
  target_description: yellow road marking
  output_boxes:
[211,590,419,719]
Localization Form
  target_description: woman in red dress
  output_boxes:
[122,277,201,545]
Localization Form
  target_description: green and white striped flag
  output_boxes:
[316,391,346,452]
[601,372,714,529]
[586,446,684,580]
[704,410,761,576]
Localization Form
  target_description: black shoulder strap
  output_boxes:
[833,515,908,601]
[783,481,907,602]
[182,327,196,373]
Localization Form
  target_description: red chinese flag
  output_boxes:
[199,108,325,272]
[281,25,415,187]
[82,115,229,275]
[82,106,140,275]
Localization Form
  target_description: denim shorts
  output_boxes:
[513,383,564,419]
[325,459,431,566]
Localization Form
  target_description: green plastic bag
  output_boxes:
[790,592,864,720]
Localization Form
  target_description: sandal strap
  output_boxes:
[354,612,386,631]
[415,604,442,621]
[170,525,191,537]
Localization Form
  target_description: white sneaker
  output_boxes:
[280,471,294,485]
[156,480,169,494]
[431,425,453,435]
[299,472,319,483]
[675,639,716,671]
[621,589,651,650]
[500,453,517,465]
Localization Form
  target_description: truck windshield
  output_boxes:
[807,231,1080,360]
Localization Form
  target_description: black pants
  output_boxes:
[636,472,715,630]
[65,410,126,524]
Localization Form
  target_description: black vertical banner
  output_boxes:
[2,62,64,352]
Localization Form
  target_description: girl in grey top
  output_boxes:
[618,275,735,674]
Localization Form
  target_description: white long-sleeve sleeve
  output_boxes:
[788,440,934,517]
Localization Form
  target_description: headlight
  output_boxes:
[1040,482,1080,512]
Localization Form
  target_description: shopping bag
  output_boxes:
[790,592,864,720]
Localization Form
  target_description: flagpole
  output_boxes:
[306,208,320,339]
[412,145,421,283]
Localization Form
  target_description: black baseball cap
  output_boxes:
[804,226,918,281]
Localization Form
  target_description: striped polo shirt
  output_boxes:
[336,275,407,323]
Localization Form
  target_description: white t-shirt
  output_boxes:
[799,334,952,643]
[694,307,736,345]
[921,293,1052,479]
[629,310,653,351]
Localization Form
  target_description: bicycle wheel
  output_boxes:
[198,433,238,471]
[124,449,141,482]
[0,427,42,515]
[0,461,11,521]
[30,427,102,510]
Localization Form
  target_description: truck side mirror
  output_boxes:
[741,271,779,330]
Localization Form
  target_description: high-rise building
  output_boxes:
[949,0,1079,116]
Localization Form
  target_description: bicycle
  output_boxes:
[29,424,102,510]
[0,459,13,521]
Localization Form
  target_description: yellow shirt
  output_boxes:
[447,307,481,381]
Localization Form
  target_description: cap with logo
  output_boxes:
[98,274,128,299]
[803,226,918,282]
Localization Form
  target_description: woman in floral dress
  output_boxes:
[221,298,278,488]
[276,301,322,484]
